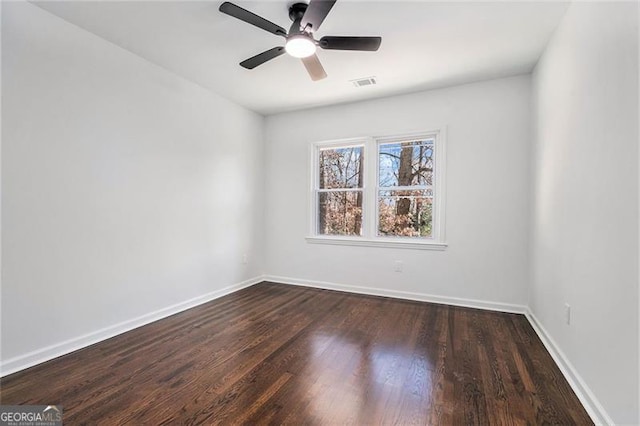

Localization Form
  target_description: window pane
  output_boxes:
[378,191,432,237]
[318,191,363,236]
[379,140,434,187]
[319,146,364,189]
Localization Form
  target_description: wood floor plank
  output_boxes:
[1,282,593,425]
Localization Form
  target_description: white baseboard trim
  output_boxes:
[264,275,528,314]
[525,310,613,426]
[0,275,265,377]
[1,274,612,425]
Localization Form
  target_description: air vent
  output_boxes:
[351,77,377,87]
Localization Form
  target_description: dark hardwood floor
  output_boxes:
[1,282,592,425]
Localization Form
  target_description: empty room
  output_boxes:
[1,0,638,424]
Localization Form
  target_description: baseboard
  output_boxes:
[1,274,613,425]
[0,275,265,377]
[525,310,614,426]
[264,275,528,314]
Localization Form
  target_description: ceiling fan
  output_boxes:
[219,0,382,81]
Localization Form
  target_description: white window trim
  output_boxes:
[307,129,447,250]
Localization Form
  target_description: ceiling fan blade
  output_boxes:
[319,36,382,51]
[219,2,287,37]
[301,54,327,81]
[300,0,337,32]
[240,47,286,69]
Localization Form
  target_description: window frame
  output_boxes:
[313,139,366,236]
[307,129,447,250]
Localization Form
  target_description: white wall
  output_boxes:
[265,75,531,307]
[531,2,639,424]
[1,2,264,368]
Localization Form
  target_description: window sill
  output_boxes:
[305,236,448,250]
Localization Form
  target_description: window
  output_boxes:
[316,144,364,236]
[309,131,446,250]
[378,138,434,238]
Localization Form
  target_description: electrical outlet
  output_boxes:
[242,254,248,265]
[565,303,571,325]
[394,261,403,272]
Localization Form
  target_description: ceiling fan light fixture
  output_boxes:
[285,35,316,58]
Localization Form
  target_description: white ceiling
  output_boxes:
[33,1,569,115]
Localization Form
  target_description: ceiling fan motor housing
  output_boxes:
[288,3,309,23]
